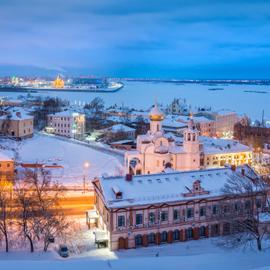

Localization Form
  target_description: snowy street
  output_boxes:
[1,234,270,270]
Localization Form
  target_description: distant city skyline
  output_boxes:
[1,0,270,79]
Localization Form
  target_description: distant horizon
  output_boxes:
[1,67,270,82]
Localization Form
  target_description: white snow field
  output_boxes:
[1,81,270,120]
[1,238,270,270]
[0,134,123,186]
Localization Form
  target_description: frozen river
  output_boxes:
[1,81,269,120]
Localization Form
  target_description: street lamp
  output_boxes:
[83,161,90,193]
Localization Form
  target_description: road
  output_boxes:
[59,195,95,216]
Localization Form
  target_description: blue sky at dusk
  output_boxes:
[0,0,270,78]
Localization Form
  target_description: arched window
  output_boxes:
[135,234,143,246]
[161,231,168,242]
[187,133,191,141]
[199,226,206,237]
[223,223,230,235]
[148,233,155,244]
[173,230,180,241]
[186,228,193,240]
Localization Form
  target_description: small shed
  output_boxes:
[86,209,99,229]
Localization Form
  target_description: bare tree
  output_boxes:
[15,183,37,252]
[0,183,12,252]
[15,168,68,252]
[218,170,270,251]
[36,171,68,252]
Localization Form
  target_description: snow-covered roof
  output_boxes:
[48,111,84,117]
[201,136,251,154]
[0,108,33,121]
[162,118,187,129]
[110,124,135,133]
[214,109,237,116]
[136,132,251,155]
[97,165,258,208]
[177,115,213,123]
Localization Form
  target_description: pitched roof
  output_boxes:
[96,165,258,209]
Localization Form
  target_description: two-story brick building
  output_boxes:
[0,109,33,139]
[46,111,85,140]
[93,165,265,250]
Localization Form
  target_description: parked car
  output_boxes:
[58,245,69,258]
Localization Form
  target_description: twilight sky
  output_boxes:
[1,0,270,78]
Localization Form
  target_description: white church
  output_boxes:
[125,103,252,175]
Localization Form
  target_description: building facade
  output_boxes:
[46,111,85,140]
[0,110,33,139]
[213,110,239,138]
[0,152,15,184]
[109,124,136,140]
[93,165,265,251]
[125,104,252,175]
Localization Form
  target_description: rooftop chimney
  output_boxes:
[231,165,236,171]
[16,112,21,118]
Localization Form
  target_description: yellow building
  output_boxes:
[0,152,15,185]
[52,75,65,88]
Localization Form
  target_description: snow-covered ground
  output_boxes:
[1,216,270,270]
[0,134,123,186]
[1,81,270,120]
[1,236,270,270]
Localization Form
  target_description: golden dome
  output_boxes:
[52,75,65,89]
[149,103,164,121]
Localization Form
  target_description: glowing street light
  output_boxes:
[84,161,90,169]
[83,161,90,193]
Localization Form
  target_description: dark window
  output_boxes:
[187,208,194,219]
[223,223,230,235]
[256,199,262,208]
[117,215,125,227]
[186,228,193,240]
[245,200,251,210]
[148,233,155,244]
[199,226,206,237]
[135,235,142,246]
[211,224,219,236]
[223,205,229,214]
[161,231,167,242]
[161,211,168,222]
[212,205,219,215]
[234,202,239,212]
[173,209,180,220]
[173,230,180,241]
[200,207,206,217]
[136,213,143,225]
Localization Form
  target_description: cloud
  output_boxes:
[0,0,270,78]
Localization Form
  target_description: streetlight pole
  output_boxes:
[83,161,90,193]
